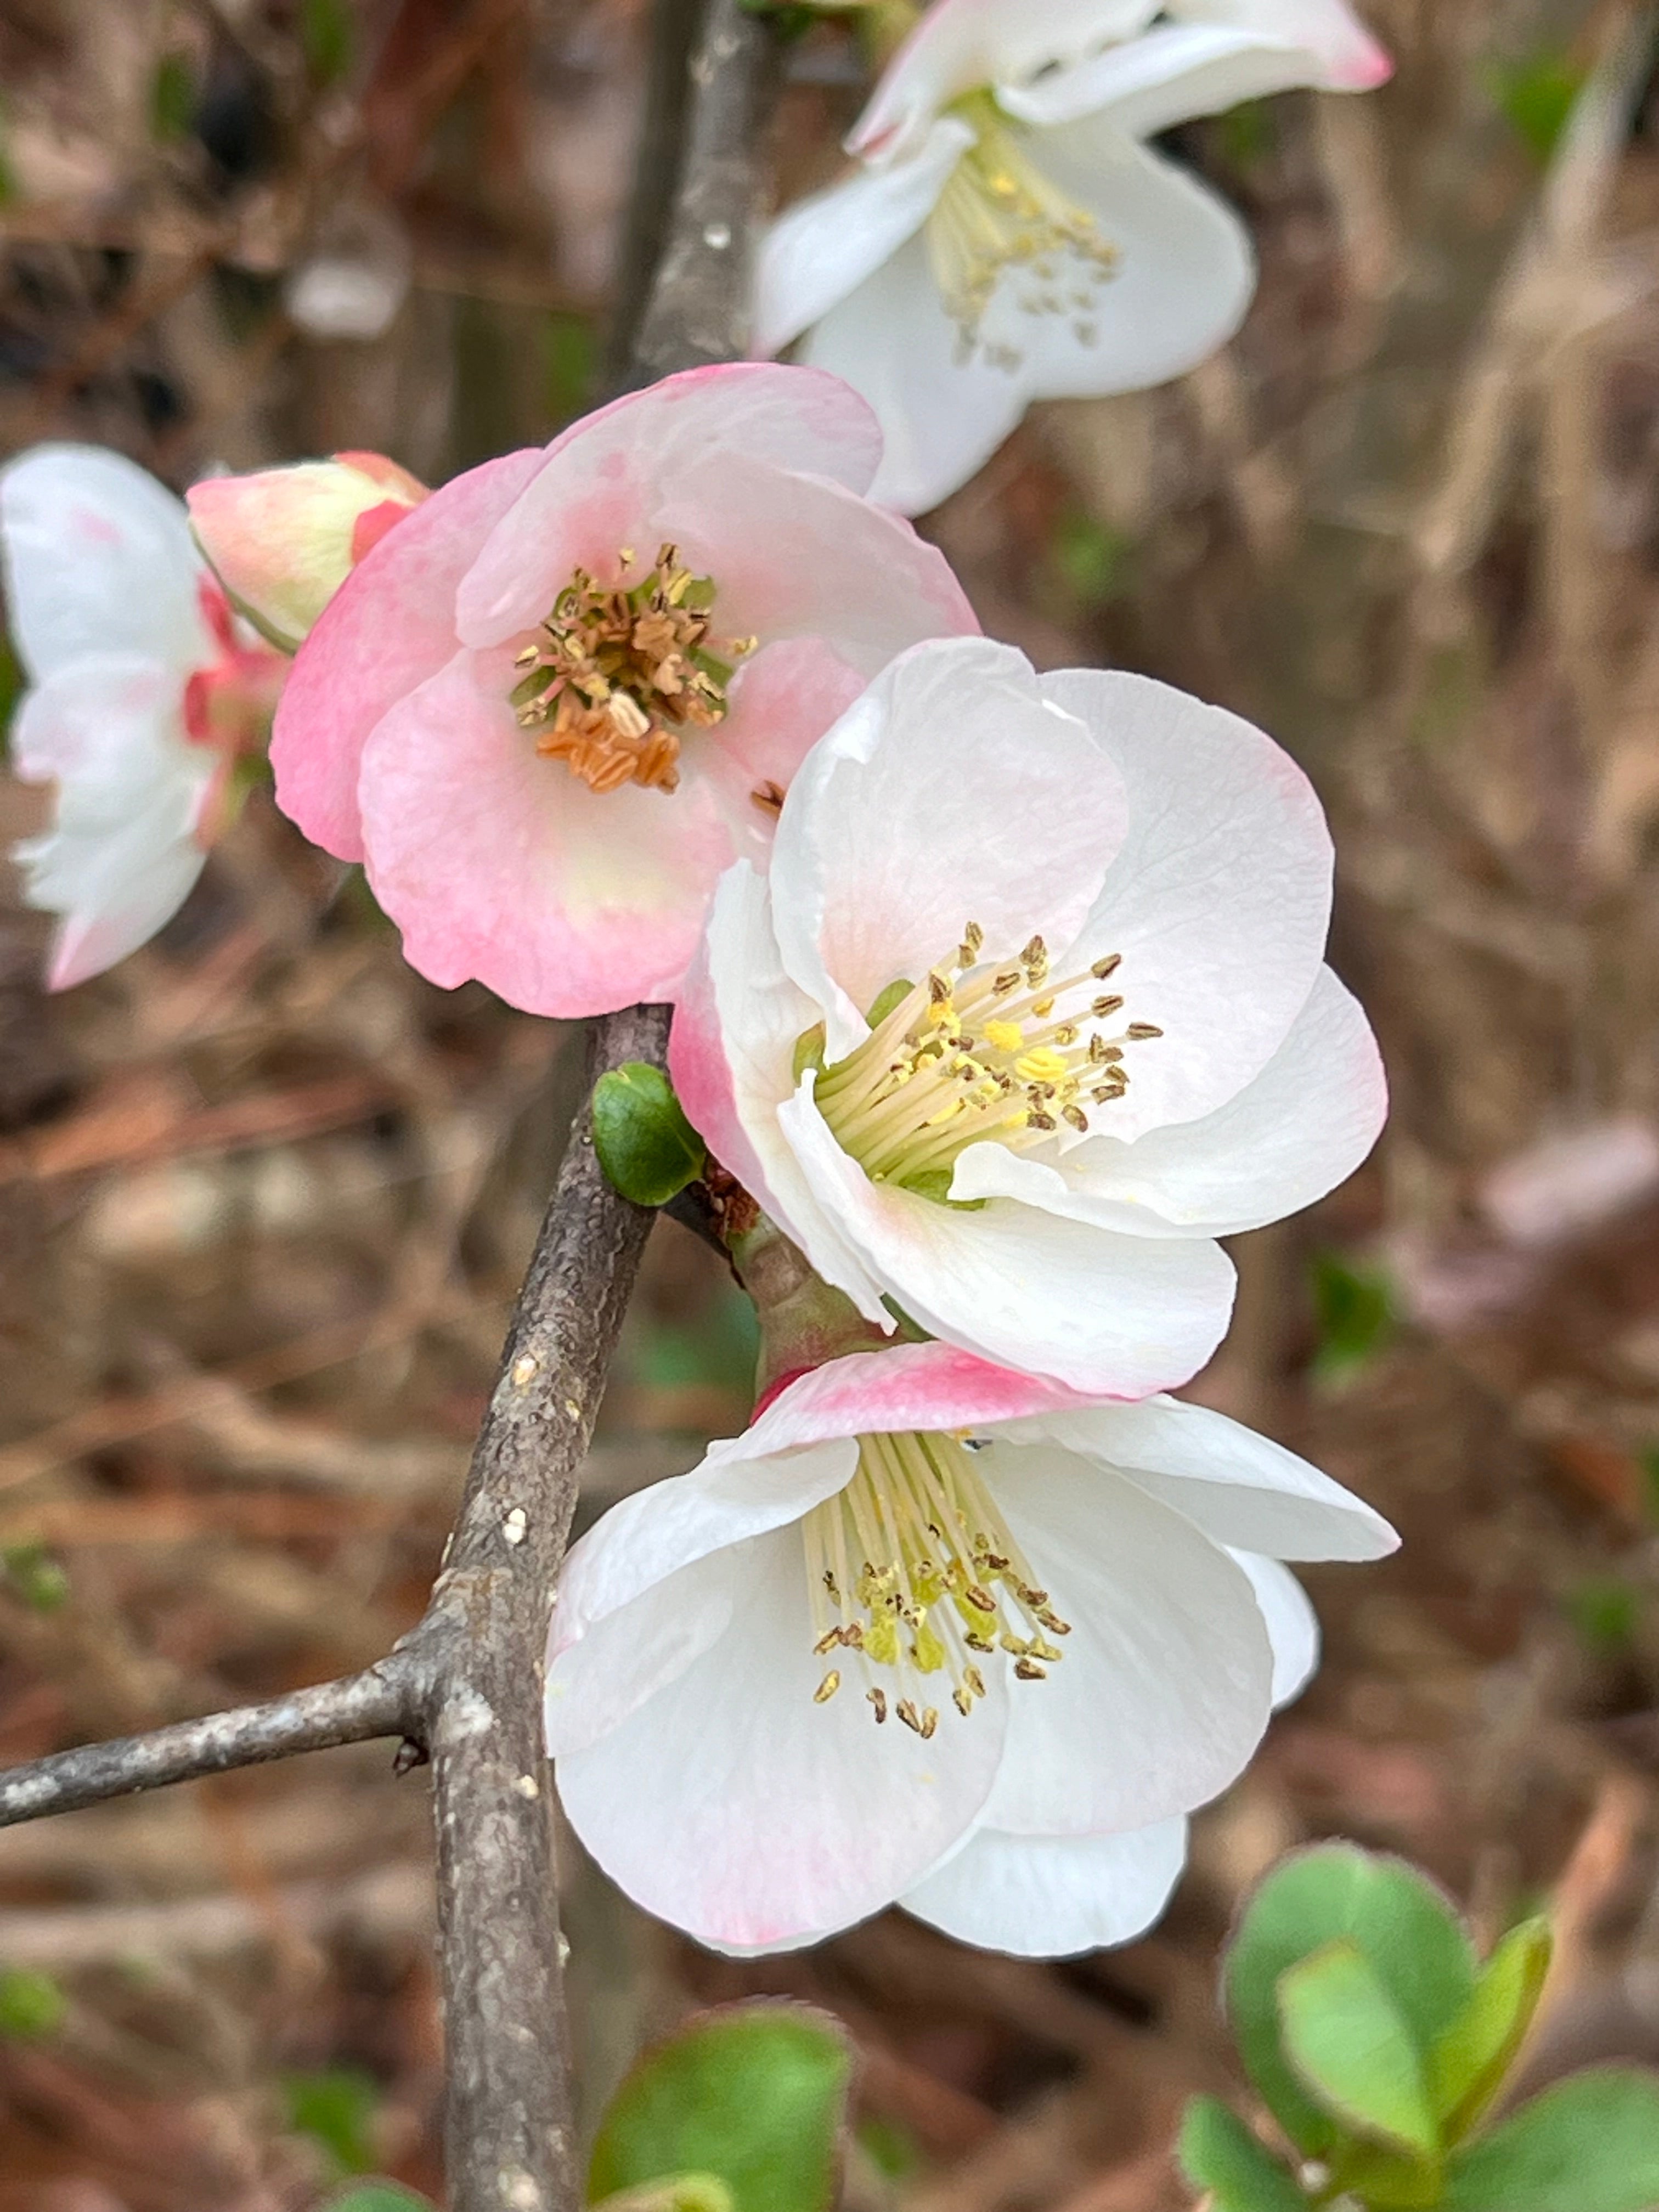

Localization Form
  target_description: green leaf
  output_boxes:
[319,2188,434,2212]
[592,2179,733,2212]
[0,1968,65,2039]
[1565,1576,1641,1656]
[1491,52,1585,165]
[1429,1917,1553,2138]
[150,51,196,143]
[282,2067,379,2176]
[1177,2096,1308,2211]
[1224,1845,1476,2157]
[1310,1251,1394,1385]
[1277,1939,1440,2159]
[587,2002,853,2212]
[1440,2067,1659,2212]
[2,1543,69,1612]
[591,1063,706,1209]
[301,0,357,84]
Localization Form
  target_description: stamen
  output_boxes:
[510,542,755,797]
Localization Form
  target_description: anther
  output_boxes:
[1014,1658,1048,1681]
[1127,1023,1164,1040]
[868,1688,888,1723]
[815,1671,841,1703]
[1093,994,1125,1017]
[1092,953,1122,979]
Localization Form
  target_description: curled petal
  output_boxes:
[901,1817,1188,1955]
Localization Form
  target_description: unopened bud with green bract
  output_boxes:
[187,452,427,652]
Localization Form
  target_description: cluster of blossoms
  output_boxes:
[1,0,1394,1959]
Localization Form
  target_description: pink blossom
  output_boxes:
[271,365,978,1017]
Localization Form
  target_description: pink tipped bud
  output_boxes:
[187,452,428,652]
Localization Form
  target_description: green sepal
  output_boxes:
[792,1025,827,1082]
[1429,1917,1553,2140]
[1276,1938,1441,2159]
[591,1063,706,1208]
[1439,2067,1659,2211]
[591,2178,735,2212]
[317,2187,435,2212]
[1176,2096,1308,2211]
[865,978,916,1026]
[895,1167,988,1210]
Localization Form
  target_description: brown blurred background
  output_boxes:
[3,0,1659,2204]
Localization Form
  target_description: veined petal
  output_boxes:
[999,21,1367,136]
[271,447,540,860]
[1040,667,1331,1138]
[980,1447,1274,1831]
[1232,1551,1321,1708]
[850,0,1162,160]
[555,1523,1008,1949]
[901,1818,1188,1956]
[0,445,209,680]
[769,637,1122,1060]
[1167,0,1393,89]
[755,122,972,356]
[1010,1392,1398,1561]
[776,1089,1236,1394]
[456,365,887,647]
[950,967,1386,1235]
[545,1545,740,1758]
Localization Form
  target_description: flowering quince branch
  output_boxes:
[0,5,786,2210]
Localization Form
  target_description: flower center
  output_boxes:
[510,543,755,797]
[804,1429,1071,1731]
[806,921,1162,1201]
[926,93,1119,369]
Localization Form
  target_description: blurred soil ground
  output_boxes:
[5,0,1659,2204]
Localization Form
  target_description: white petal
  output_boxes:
[545,1544,740,1757]
[1040,667,1332,1137]
[901,1817,1188,1955]
[777,1087,1237,1394]
[668,866,893,1324]
[1000,22,1358,135]
[555,1524,1007,1950]
[973,131,1255,402]
[769,637,1124,1059]
[1166,0,1393,89]
[950,967,1386,1235]
[850,0,1162,160]
[1012,1393,1397,1561]
[0,445,208,681]
[1230,1551,1321,1708]
[754,122,970,356]
[798,235,1036,517]
[980,1447,1274,1830]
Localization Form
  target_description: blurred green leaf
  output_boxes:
[1429,1917,1553,2139]
[1311,1252,1395,1384]
[319,2188,434,2212]
[856,2114,921,2182]
[302,0,357,84]
[1177,2096,1307,2211]
[592,2179,733,2212]
[1565,1576,1640,1656]
[1218,97,1278,170]
[1049,510,1132,612]
[588,2002,853,2212]
[543,311,597,426]
[0,1968,65,2039]
[592,1063,705,1208]
[1225,1846,1475,2157]
[1440,2067,1659,2211]
[2,1543,69,1612]
[1277,1939,1440,2159]
[150,52,196,143]
[1491,51,1584,165]
[283,2067,380,2176]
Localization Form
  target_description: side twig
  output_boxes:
[0,6,780,2209]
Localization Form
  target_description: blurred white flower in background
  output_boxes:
[1,447,284,989]
[755,0,1392,513]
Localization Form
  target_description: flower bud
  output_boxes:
[187,452,427,652]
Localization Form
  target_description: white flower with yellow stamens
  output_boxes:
[671,635,1386,1396]
[755,0,1392,515]
[545,1340,1396,1956]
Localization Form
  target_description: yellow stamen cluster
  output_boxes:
[809,921,1162,1199]
[926,95,1120,369]
[804,1430,1071,1728]
[511,543,755,796]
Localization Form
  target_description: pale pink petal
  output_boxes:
[1014,1393,1397,1561]
[775,1089,1237,1393]
[1040,667,1332,1138]
[269,447,540,861]
[1000,22,1363,133]
[950,967,1386,1234]
[769,639,1124,1059]
[850,0,1162,159]
[739,1341,1113,1455]
[695,639,868,871]
[455,365,886,647]
[980,1447,1273,1830]
[901,1818,1188,1955]
[358,650,732,1015]
[1167,0,1392,88]
[0,445,208,679]
[555,1523,1007,1948]
[1231,1551,1321,1707]
[754,122,971,356]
